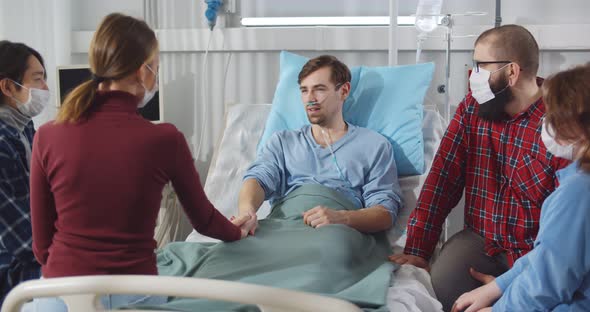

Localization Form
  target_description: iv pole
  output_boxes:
[430,12,487,124]
[440,15,452,124]
[388,0,398,66]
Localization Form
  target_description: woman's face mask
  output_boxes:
[9,80,51,117]
[541,119,575,160]
[139,64,158,108]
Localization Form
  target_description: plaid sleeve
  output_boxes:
[404,99,470,260]
[0,149,36,265]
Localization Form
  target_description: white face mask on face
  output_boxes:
[9,80,51,117]
[139,64,158,108]
[469,64,510,104]
[541,119,575,160]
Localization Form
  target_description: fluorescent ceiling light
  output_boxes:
[241,16,420,27]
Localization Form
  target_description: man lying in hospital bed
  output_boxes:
[137,53,440,312]
[241,55,401,241]
[143,55,398,312]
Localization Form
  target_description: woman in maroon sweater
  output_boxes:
[28,13,252,310]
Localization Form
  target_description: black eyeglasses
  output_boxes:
[472,60,512,73]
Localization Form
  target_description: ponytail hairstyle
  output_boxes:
[542,63,590,172]
[56,13,157,123]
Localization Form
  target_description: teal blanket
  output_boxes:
[136,184,394,311]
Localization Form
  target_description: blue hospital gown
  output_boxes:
[493,161,590,311]
[244,123,402,223]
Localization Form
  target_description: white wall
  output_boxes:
[70,0,144,31]
[4,0,589,240]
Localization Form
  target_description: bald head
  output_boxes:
[475,25,539,79]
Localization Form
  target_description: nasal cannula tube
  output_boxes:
[320,128,347,183]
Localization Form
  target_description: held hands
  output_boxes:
[230,215,250,239]
[230,210,258,239]
[388,254,431,272]
[241,210,258,235]
[302,205,348,228]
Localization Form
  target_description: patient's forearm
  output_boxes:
[345,205,393,233]
[238,179,265,215]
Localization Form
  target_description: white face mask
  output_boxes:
[469,64,509,104]
[139,64,158,108]
[9,80,51,117]
[541,120,575,160]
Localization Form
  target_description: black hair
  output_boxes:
[0,40,46,104]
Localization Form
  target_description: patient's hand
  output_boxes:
[303,206,348,228]
[230,215,251,239]
[240,210,258,236]
[388,254,430,271]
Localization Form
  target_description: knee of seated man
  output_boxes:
[430,230,486,288]
[432,229,484,266]
[429,231,485,312]
[430,230,508,310]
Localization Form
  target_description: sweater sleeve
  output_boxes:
[168,130,241,242]
[30,130,57,265]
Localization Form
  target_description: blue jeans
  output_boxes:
[22,294,167,311]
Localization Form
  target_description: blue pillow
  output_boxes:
[258,51,434,176]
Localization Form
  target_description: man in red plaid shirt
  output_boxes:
[390,25,570,311]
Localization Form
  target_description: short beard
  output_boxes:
[477,75,514,122]
[307,114,326,126]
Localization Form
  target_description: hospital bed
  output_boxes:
[3,103,445,312]
[186,103,446,312]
